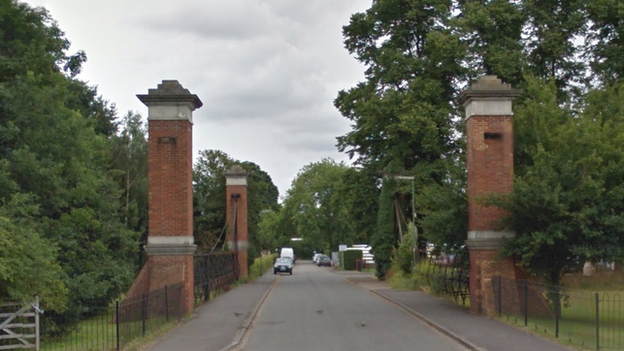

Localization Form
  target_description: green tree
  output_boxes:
[586,0,624,83]
[522,0,587,95]
[338,167,379,244]
[335,0,465,177]
[109,111,148,265]
[457,0,525,85]
[282,159,355,252]
[372,177,396,280]
[417,161,467,249]
[336,0,469,265]
[0,194,67,309]
[193,150,235,253]
[0,0,138,321]
[498,77,624,284]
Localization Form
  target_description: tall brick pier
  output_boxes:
[225,165,249,279]
[124,80,202,315]
[458,76,521,315]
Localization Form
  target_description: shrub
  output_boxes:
[394,231,416,275]
[247,254,278,281]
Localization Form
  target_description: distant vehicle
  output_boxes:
[280,247,295,263]
[317,256,331,267]
[313,253,323,264]
[274,257,293,275]
[426,243,435,257]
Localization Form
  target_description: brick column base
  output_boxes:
[148,256,195,315]
[469,249,519,316]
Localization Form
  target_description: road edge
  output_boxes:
[367,288,484,351]
[219,274,281,351]
[345,277,483,351]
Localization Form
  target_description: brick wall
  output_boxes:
[466,115,514,231]
[148,120,193,237]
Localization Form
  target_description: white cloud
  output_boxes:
[24,0,370,198]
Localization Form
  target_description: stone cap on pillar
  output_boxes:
[457,75,522,119]
[225,165,248,186]
[137,80,203,123]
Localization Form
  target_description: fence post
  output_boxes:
[595,292,600,351]
[497,277,502,317]
[116,301,120,351]
[524,281,528,327]
[555,286,560,338]
[165,285,169,323]
[142,294,147,336]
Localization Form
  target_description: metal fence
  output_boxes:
[494,277,624,350]
[3,253,240,351]
[36,283,183,351]
[193,252,240,306]
[415,247,470,305]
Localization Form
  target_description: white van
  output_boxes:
[280,247,295,263]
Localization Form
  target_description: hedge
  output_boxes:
[343,250,363,270]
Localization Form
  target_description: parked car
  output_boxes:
[313,253,323,264]
[274,257,293,275]
[317,256,331,267]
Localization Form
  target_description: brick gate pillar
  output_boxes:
[458,76,521,315]
[225,165,249,279]
[137,80,202,315]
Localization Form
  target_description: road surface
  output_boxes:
[237,260,467,351]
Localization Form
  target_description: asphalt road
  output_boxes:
[237,261,468,351]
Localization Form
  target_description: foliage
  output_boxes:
[193,150,234,253]
[335,0,464,177]
[586,0,624,83]
[280,159,356,252]
[394,228,415,275]
[0,0,138,325]
[108,111,148,266]
[338,167,380,244]
[371,177,396,280]
[0,194,67,309]
[343,250,363,271]
[247,254,278,282]
[496,77,624,284]
[417,161,467,248]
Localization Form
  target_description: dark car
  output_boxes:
[317,256,331,267]
[274,258,293,275]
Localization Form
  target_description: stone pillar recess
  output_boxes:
[137,80,202,315]
[225,165,249,279]
[458,76,521,315]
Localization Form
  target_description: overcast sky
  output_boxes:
[23,0,371,199]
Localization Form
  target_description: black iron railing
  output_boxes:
[35,283,183,351]
[416,247,470,305]
[193,252,240,306]
[494,277,624,350]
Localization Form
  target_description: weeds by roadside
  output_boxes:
[247,254,278,282]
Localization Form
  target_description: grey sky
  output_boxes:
[24,0,370,199]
